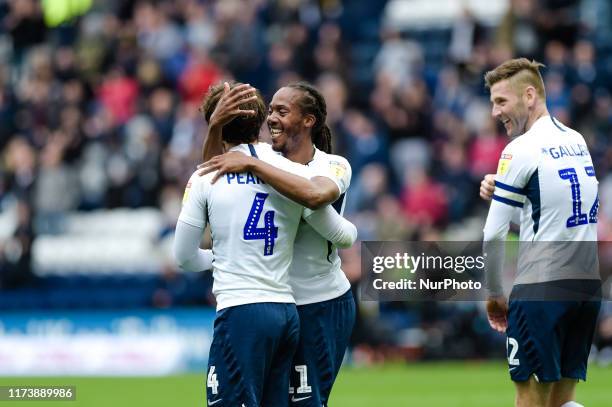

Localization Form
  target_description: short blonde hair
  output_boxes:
[484,58,546,99]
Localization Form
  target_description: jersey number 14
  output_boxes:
[243,193,278,256]
[558,167,599,228]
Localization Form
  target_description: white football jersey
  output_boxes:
[178,143,335,310]
[290,149,352,305]
[490,115,599,283]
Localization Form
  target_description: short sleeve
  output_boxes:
[493,140,538,209]
[178,172,209,228]
[324,155,352,195]
[307,155,351,197]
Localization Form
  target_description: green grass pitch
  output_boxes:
[0,362,610,406]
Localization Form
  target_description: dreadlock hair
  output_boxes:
[286,82,333,154]
[199,81,266,145]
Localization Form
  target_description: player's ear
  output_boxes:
[524,86,537,107]
[303,114,316,129]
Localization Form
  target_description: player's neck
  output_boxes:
[285,138,315,165]
[222,140,258,151]
[525,105,549,133]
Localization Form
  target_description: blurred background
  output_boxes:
[0,0,612,382]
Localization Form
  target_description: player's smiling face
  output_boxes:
[490,79,529,138]
[267,87,305,154]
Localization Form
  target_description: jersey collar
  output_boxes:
[529,114,552,133]
[307,147,323,166]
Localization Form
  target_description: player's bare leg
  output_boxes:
[548,378,579,407]
[515,376,552,407]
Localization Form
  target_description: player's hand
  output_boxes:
[480,174,495,201]
[197,151,255,183]
[486,296,508,333]
[208,82,258,129]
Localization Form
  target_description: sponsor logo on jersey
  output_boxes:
[291,395,312,402]
[497,158,511,176]
[329,161,346,180]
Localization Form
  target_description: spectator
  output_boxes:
[401,167,448,228]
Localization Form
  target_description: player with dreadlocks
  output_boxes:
[199,82,355,406]
[175,82,357,407]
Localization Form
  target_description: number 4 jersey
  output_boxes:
[178,143,345,311]
[485,115,599,286]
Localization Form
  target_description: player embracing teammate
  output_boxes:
[176,81,357,406]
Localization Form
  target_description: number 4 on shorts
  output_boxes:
[207,365,219,394]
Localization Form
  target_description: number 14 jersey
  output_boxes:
[491,116,599,284]
[492,115,598,242]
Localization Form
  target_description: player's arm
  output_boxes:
[173,222,213,272]
[480,174,495,200]
[201,82,258,161]
[482,197,515,334]
[483,198,519,295]
[173,174,213,272]
[303,206,358,248]
[481,173,521,225]
[202,126,224,163]
[198,152,340,210]
[482,143,534,333]
[483,199,517,333]
[483,177,529,296]
[306,156,353,245]
[243,158,340,210]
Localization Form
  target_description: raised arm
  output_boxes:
[202,124,224,163]
[198,152,340,210]
[201,82,258,161]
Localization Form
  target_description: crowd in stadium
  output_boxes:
[1,0,611,361]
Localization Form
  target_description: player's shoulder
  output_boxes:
[255,142,286,163]
[503,132,537,157]
[327,152,351,170]
[254,142,275,154]
[313,150,351,174]
[527,115,581,139]
[187,169,215,188]
[311,149,352,192]
[496,134,540,178]
[563,123,586,141]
